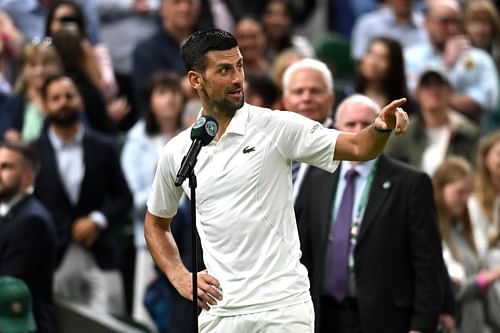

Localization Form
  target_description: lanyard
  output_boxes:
[348,165,376,271]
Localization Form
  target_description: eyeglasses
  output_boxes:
[31,37,52,47]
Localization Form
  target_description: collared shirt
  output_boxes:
[0,193,25,217]
[48,126,107,228]
[148,103,340,316]
[351,6,427,60]
[405,43,499,111]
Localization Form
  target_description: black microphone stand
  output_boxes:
[189,169,199,333]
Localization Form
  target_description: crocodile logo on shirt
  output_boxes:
[243,146,256,154]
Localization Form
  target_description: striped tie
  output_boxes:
[291,161,300,185]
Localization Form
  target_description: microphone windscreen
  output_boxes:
[191,115,218,146]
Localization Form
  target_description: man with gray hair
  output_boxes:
[297,94,444,333]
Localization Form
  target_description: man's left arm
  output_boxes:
[335,98,409,161]
[407,172,444,333]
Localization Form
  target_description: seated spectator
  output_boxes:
[32,74,133,315]
[259,0,314,62]
[120,71,185,330]
[0,141,56,333]
[355,36,417,114]
[0,276,36,333]
[385,69,480,176]
[234,16,269,75]
[351,0,427,61]
[433,156,500,333]
[463,0,500,72]
[0,41,62,143]
[404,0,498,121]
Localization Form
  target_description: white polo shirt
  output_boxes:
[147,103,340,316]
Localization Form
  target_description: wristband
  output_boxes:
[371,124,393,133]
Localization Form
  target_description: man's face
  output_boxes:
[426,3,462,49]
[43,78,83,127]
[282,68,334,123]
[416,82,451,113]
[195,47,245,117]
[0,148,29,202]
[388,0,413,18]
[161,0,199,32]
[335,103,376,133]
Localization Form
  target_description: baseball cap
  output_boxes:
[417,68,451,88]
[0,277,36,333]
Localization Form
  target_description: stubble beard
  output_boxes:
[201,86,244,118]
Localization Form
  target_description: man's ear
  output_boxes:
[187,71,202,90]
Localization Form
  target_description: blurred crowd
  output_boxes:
[0,0,499,332]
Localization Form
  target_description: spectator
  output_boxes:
[355,36,417,114]
[0,142,56,333]
[45,0,117,99]
[0,276,36,333]
[51,28,120,135]
[385,69,480,176]
[463,0,500,72]
[351,0,427,61]
[32,74,133,315]
[234,17,269,75]
[404,0,499,120]
[468,131,500,257]
[244,71,280,109]
[0,41,62,143]
[120,71,185,330]
[259,0,314,62]
[433,156,500,333]
[297,93,443,333]
[132,0,201,104]
[95,0,160,130]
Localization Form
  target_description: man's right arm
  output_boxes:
[144,210,222,309]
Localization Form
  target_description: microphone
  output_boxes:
[175,115,218,186]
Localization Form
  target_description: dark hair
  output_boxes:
[0,141,39,174]
[245,72,280,108]
[41,74,75,100]
[50,28,88,80]
[181,28,238,72]
[356,37,409,102]
[142,71,184,135]
[258,0,295,52]
[45,0,86,38]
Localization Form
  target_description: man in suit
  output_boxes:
[281,58,335,208]
[0,141,56,333]
[297,94,444,333]
[32,74,133,314]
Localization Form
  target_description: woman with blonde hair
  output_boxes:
[433,156,500,333]
[0,41,62,142]
[469,131,500,256]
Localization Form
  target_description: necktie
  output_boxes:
[330,168,358,301]
[291,161,300,186]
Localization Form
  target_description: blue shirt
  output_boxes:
[405,43,499,112]
[351,6,428,60]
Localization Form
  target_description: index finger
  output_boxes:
[384,98,407,111]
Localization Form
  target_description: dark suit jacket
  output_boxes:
[32,129,133,269]
[0,195,57,333]
[297,155,444,333]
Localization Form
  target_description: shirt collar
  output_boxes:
[0,193,27,217]
[339,158,377,180]
[48,125,84,150]
[383,6,421,28]
[197,103,248,138]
